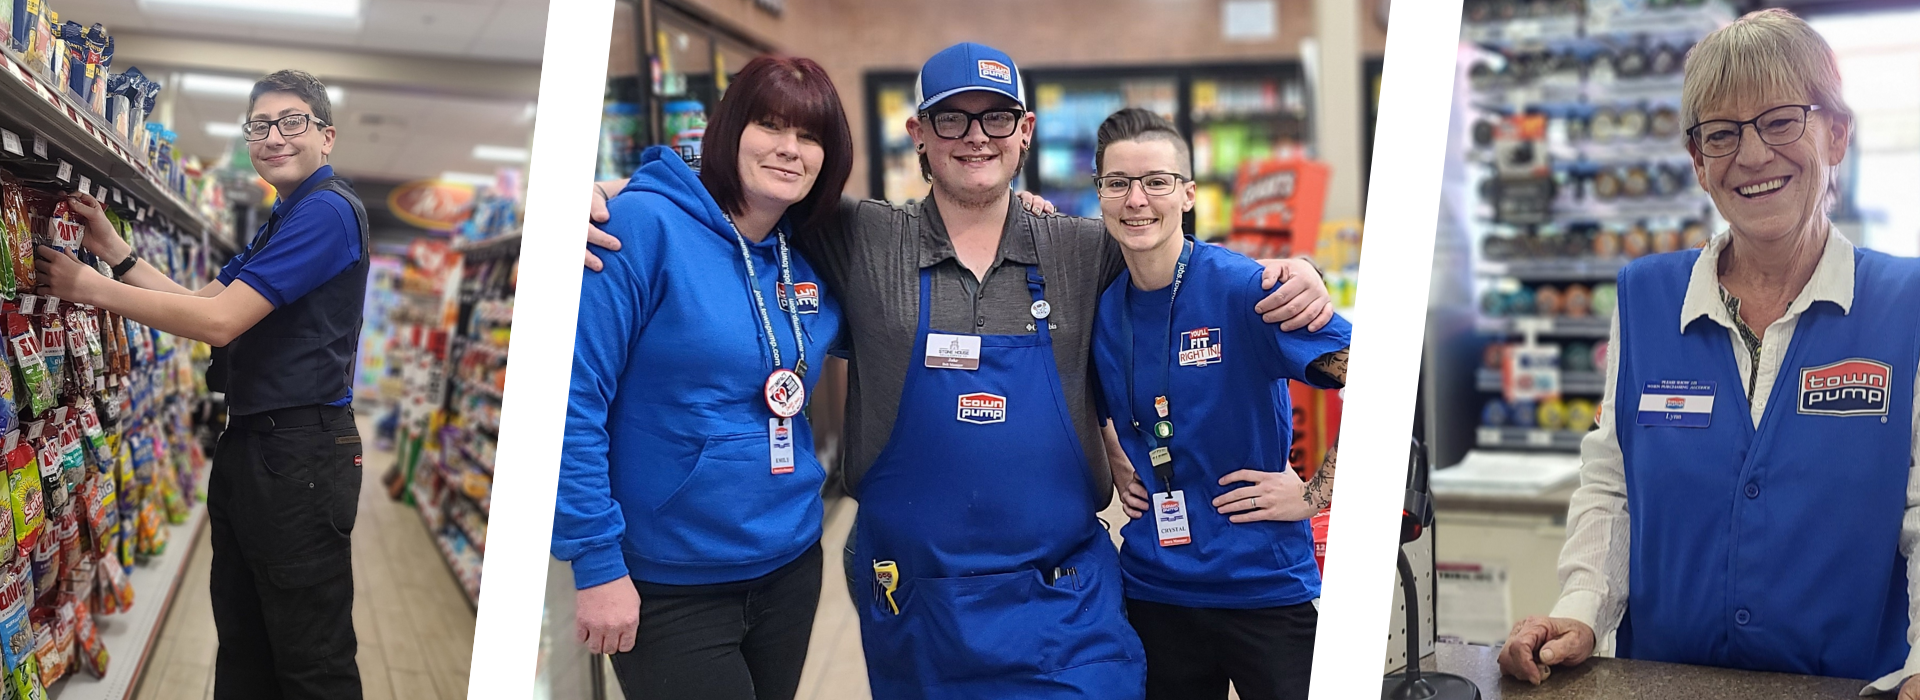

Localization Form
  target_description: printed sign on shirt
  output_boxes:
[956,392,1006,424]
[1799,358,1892,417]
[1177,328,1223,367]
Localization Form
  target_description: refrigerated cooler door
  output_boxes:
[1029,76,1178,220]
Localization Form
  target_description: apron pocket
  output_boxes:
[899,563,1134,683]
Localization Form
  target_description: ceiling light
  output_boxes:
[472,145,529,163]
[180,73,253,98]
[205,122,243,139]
[441,171,496,187]
[140,0,359,21]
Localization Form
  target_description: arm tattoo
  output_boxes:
[1307,348,1349,388]
[1303,442,1336,510]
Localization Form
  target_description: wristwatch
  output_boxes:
[110,251,138,280]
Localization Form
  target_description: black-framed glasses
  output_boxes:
[1686,104,1820,158]
[242,113,327,142]
[922,108,1025,140]
[1094,172,1188,199]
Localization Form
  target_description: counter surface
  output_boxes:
[1421,642,1870,699]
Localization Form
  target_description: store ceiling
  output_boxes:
[47,0,549,63]
[170,82,536,186]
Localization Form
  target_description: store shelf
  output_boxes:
[454,231,523,262]
[1462,16,1583,45]
[1479,258,1627,282]
[1475,426,1587,451]
[1587,2,1737,37]
[0,47,214,239]
[1477,315,1610,338]
[50,501,208,700]
[1476,368,1605,395]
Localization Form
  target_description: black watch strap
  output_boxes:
[110,251,138,280]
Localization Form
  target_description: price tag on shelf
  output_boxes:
[110,189,120,204]
[31,135,45,159]
[1526,430,1554,447]
[0,130,19,156]
[95,185,106,201]
[1503,344,1562,403]
[55,161,71,182]
[1477,427,1501,446]
[76,175,90,193]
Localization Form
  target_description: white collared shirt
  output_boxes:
[1550,231,1920,695]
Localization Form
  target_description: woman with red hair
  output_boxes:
[551,56,853,700]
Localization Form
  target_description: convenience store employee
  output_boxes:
[1498,11,1920,699]
[38,70,368,699]
[1089,109,1350,700]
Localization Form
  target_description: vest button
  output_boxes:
[1745,483,1759,499]
[1735,609,1751,625]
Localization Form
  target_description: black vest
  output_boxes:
[208,176,371,416]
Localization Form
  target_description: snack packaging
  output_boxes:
[0,560,30,672]
[70,597,100,678]
[4,317,51,418]
[26,521,54,605]
[4,445,39,562]
[29,435,59,513]
[8,654,40,700]
[26,606,54,687]
[32,316,60,393]
[78,473,109,556]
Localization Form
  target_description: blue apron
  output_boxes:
[1613,248,1919,679]
[853,266,1146,700]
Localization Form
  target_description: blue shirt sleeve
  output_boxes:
[1238,267,1352,387]
[216,240,254,287]
[226,192,360,307]
[553,213,657,590]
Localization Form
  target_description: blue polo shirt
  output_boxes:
[1092,240,1351,609]
[217,165,363,406]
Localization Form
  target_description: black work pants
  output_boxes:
[208,405,363,700]
[610,543,823,700]
[1126,597,1318,700]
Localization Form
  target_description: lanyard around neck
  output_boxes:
[1120,238,1193,493]
[726,213,808,378]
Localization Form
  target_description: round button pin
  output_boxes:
[1153,421,1173,439]
[1030,300,1051,320]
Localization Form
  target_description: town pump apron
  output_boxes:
[853,266,1146,700]
[1613,248,1918,679]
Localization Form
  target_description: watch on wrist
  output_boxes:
[110,251,138,280]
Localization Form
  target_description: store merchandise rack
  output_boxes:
[396,233,518,608]
[1458,0,1735,459]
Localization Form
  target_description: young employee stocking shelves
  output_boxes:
[36,70,369,699]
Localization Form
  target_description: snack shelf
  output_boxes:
[1478,257,1628,282]
[1474,426,1586,451]
[47,501,207,700]
[1476,368,1605,395]
[0,47,217,247]
[1476,315,1610,338]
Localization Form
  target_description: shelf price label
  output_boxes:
[55,161,70,182]
[0,130,19,156]
[1503,344,1562,403]
[76,175,90,193]
[1526,430,1554,447]
[1477,427,1502,446]
[31,135,45,159]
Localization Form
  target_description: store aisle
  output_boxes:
[133,415,477,700]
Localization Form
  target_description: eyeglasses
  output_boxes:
[1094,173,1188,199]
[242,113,326,142]
[922,108,1025,140]
[1686,104,1820,158]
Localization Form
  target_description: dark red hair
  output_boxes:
[700,55,853,234]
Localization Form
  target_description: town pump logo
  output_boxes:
[957,392,1007,424]
[1799,358,1892,417]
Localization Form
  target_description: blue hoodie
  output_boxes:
[554,146,843,589]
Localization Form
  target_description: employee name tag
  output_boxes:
[1154,490,1192,547]
[769,418,795,474]
[924,333,982,370]
[1637,380,1714,428]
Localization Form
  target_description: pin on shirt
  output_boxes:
[1030,300,1051,320]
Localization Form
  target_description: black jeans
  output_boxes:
[611,543,823,700]
[1126,597,1318,700]
[208,406,363,700]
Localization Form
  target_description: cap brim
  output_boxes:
[917,85,1027,113]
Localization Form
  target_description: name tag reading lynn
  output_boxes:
[1637,380,1714,428]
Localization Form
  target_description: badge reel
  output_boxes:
[766,369,805,475]
[1151,444,1192,548]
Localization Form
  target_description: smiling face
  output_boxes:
[735,115,825,217]
[1098,138,1195,256]
[908,91,1034,205]
[1689,91,1847,246]
[247,91,335,195]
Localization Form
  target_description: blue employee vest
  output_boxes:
[210,176,370,416]
[1613,247,1920,680]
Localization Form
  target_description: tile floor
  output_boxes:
[131,416,478,700]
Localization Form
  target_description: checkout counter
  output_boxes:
[1420,643,1872,699]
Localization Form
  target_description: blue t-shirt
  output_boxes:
[216,165,362,406]
[1092,240,1351,609]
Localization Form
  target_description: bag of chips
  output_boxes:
[78,474,109,557]
[29,435,60,514]
[32,316,60,394]
[8,654,40,700]
[4,446,40,563]
[70,597,100,679]
[27,523,54,606]
[27,606,55,687]
[93,553,128,614]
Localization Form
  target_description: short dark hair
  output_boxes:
[249,70,333,127]
[1095,108,1191,178]
[700,56,853,233]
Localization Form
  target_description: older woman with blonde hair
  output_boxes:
[1498,9,1920,696]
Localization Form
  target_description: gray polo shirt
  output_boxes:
[797,195,1126,508]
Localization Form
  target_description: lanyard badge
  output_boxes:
[728,214,809,418]
[1123,239,1196,548]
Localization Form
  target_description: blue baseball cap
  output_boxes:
[914,42,1026,112]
